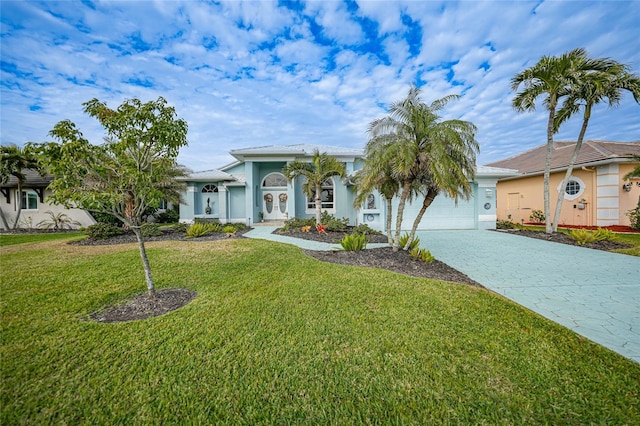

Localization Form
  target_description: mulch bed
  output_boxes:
[497,229,633,251]
[90,288,197,323]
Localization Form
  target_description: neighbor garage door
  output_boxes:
[392,193,477,230]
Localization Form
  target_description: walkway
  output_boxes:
[245,226,640,363]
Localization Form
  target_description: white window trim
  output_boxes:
[18,190,38,211]
[305,178,336,213]
[262,172,287,188]
[558,176,585,201]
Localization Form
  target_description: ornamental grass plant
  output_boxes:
[2,234,639,424]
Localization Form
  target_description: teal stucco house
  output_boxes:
[179,144,516,231]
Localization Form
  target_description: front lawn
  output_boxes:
[1,235,638,424]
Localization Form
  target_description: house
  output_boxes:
[0,170,96,230]
[179,144,516,231]
[486,140,640,227]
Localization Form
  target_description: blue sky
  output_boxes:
[1,0,639,171]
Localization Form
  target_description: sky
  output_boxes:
[1,0,639,172]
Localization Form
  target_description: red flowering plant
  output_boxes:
[316,223,327,234]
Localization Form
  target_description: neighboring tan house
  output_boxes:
[487,140,640,227]
[179,144,517,231]
[0,169,96,230]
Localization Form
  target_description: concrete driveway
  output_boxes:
[414,230,640,364]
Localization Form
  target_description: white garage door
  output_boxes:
[392,193,477,230]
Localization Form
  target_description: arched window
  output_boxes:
[262,173,287,188]
[306,178,334,210]
[201,184,218,193]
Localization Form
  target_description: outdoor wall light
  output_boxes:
[622,182,632,192]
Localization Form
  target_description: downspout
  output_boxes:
[582,166,596,227]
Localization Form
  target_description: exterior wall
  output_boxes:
[617,163,639,225]
[228,187,246,221]
[0,188,95,230]
[476,179,498,230]
[494,164,639,227]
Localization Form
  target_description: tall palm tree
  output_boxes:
[282,149,346,224]
[511,48,616,233]
[0,144,41,229]
[551,64,640,231]
[366,86,478,251]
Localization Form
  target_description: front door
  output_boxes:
[263,191,288,220]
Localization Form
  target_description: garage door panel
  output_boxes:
[392,194,477,230]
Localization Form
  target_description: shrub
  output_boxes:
[154,207,179,223]
[410,247,435,263]
[90,211,122,226]
[141,222,162,237]
[172,222,189,233]
[222,225,236,234]
[86,223,124,240]
[231,222,247,231]
[301,225,311,232]
[351,224,381,236]
[37,211,81,230]
[339,233,367,251]
[281,216,315,231]
[569,228,596,246]
[186,223,217,238]
[398,233,420,252]
[593,228,614,241]
[627,206,640,230]
[496,220,517,230]
[320,211,349,232]
[530,209,545,223]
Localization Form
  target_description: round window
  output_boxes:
[565,180,581,196]
[558,177,585,201]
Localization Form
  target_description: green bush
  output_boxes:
[86,223,124,240]
[320,211,349,232]
[593,228,614,241]
[496,220,517,230]
[222,225,236,234]
[627,206,640,230]
[398,233,420,252]
[141,222,162,237]
[90,211,122,226]
[410,247,435,263]
[339,233,367,251]
[172,222,189,233]
[154,207,179,223]
[231,222,247,231]
[186,223,217,238]
[281,216,315,231]
[569,228,596,246]
[351,224,381,236]
[529,209,545,223]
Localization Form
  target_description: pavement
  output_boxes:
[245,226,640,363]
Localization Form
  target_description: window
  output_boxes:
[201,184,218,193]
[307,179,334,210]
[262,173,287,188]
[20,191,38,210]
[158,199,168,210]
[559,177,585,201]
[565,180,580,196]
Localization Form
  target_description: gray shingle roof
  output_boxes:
[0,169,52,188]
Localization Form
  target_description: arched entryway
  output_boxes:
[262,173,288,220]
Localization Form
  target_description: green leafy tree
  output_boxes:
[511,48,618,233]
[551,58,639,232]
[364,86,478,251]
[282,149,346,225]
[38,97,188,297]
[0,144,42,229]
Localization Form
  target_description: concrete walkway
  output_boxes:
[245,226,639,363]
[415,230,640,364]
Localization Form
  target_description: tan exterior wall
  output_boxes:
[495,162,639,227]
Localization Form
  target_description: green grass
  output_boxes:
[0,231,84,246]
[2,235,639,424]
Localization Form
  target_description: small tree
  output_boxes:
[0,144,42,229]
[282,149,346,225]
[38,97,188,297]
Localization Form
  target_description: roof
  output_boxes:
[476,165,519,178]
[486,140,640,175]
[180,169,236,182]
[1,169,53,188]
[230,144,364,161]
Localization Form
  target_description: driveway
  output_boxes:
[414,230,640,364]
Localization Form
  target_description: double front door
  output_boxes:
[263,190,288,220]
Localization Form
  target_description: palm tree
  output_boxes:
[551,64,640,231]
[511,48,616,233]
[365,86,478,251]
[0,144,41,229]
[282,149,346,224]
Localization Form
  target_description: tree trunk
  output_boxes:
[552,105,591,232]
[12,181,23,230]
[132,227,156,298]
[543,101,557,234]
[404,188,437,250]
[0,207,9,230]
[392,181,412,252]
[315,183,322,224]
[385,196,393,244]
